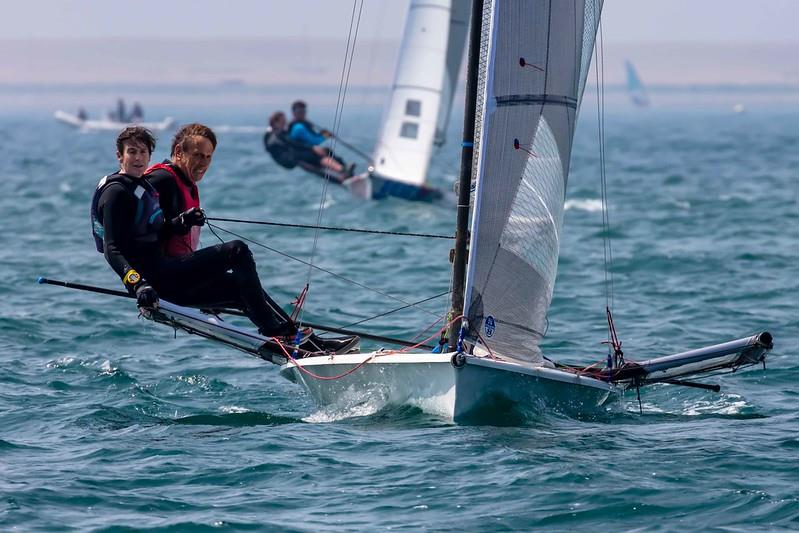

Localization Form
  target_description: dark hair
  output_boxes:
[291,100,307,112]
[171,123,217,156]
[116,126,156,155]
[269,111,286,128]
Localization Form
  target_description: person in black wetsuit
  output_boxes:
[91,126,358,354]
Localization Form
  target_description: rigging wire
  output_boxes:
[302,0,365,329]
[594,17,617,357]
[206,216,451,240]
[206,222,441,319]
[339,290,450,329]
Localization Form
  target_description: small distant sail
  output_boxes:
[625,60,649,107]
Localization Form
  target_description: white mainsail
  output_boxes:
[462,0,604,364]
[370,0,468,187]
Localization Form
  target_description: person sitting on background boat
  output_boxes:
[130,102,144,122]
[288,100,354,175]
[90,126,358,354]
[265,111,353,182]
[145,123,213,258]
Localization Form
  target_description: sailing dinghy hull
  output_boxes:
[345,171,445,203]
[453,356,619,424]
[279,352,455,409]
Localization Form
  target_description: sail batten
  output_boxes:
[463,0,604,364]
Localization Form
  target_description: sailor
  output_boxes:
[145,123,212,258]
[266,111,354,182]
[91,126,358,354]
[288,101,354,176]
[130,102,144,122]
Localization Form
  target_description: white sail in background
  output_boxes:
[434,0,471,147]
[462,0,604,363]
[371,0,462,187]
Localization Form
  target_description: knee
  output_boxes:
[227,240,254,266]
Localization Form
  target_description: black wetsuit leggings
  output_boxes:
[150,240,295,336]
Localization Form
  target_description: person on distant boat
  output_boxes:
[288,101,354,176]
[130,102,144,122]
[90,126,357,354]
[265,111,353,182]
[115,98,126,123]
[77,107,88,121]
[145,123,212,258]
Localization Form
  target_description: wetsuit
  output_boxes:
[93,172,295,336]
[263,129,301,169]
[146,160,200,257]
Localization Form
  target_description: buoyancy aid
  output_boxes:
[264,128,298,169]
[145,163,200,257]
[90,172,164,253]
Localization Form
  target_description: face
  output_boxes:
[117,141,151,178]
[293,106,306,120]
[174,135,214,183]
[274,114,286,130]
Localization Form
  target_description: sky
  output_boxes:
[2,1,799,87]
[2,0,798,43]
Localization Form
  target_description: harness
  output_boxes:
[145,163,201,257]
[90,173,164,253]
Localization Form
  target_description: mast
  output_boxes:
[448,0,483,352]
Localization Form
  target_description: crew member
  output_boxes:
[288,101,354,175]
[145,123,213,258]
[266,111,354,179]
[91,126,358,354]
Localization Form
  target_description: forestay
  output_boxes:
[463,0,603,363]
[371,0,462,187]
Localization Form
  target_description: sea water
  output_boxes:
[1,87,797,531]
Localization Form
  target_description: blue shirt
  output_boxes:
[289,122,326,147]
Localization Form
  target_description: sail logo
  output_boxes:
[485,316,496,337]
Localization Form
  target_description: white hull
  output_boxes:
[453,355,620,424]
[54,111,175,132]
[279,352,455,412]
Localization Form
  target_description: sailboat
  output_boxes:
[41,0,773,421]
[345,0,470,202]
[54,110,175,132]
[279,0,770,418]
[625,60,650,107]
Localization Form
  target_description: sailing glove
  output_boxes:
[172,207,206,231]
[134,282,159,309]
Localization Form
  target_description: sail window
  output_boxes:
[405,99,422,117]
[400,122,419,139]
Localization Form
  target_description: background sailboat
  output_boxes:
[625,59,650,107]
[346,0,470,202]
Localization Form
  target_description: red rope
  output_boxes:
[278,314,464,381]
